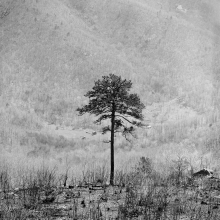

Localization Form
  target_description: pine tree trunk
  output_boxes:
[110,108,115,185]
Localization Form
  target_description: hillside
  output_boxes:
[1,0,220,173]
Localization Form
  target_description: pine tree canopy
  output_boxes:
[77,74,145,138]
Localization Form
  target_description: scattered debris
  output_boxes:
[42,196,55,204]
[86,131,97,135]
[201,201,208,205]
[81,199,86,208]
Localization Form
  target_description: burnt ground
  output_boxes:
[1,179,220,220]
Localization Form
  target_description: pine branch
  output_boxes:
[102,126,111,134]
[95,114,111,124]
[103,140,111,143]
[115,114,133,124]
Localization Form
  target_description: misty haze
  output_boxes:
[1,0,220,219]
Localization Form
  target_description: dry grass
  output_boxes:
[0,157,220,219]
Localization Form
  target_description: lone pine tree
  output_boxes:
[77,74,145,185]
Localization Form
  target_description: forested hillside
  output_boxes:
[1,0,220,172]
